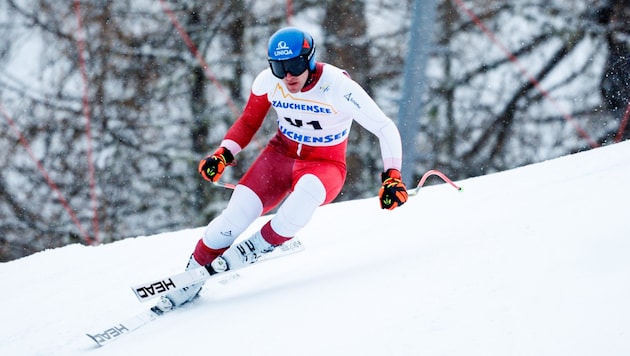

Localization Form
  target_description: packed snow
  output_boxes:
[1,141,629,355]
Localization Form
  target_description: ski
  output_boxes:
[86,239,304,347]
[130,238,304,302]
[86,308,159,347]
[86,271,240,347]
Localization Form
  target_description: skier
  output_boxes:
[158,27,408,310]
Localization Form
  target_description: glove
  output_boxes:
[379,168,408,210]
[198,147,234,182]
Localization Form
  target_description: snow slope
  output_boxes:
[2,142,630,356]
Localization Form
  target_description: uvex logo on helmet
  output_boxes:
[274,41,294,57]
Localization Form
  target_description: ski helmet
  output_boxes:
[267,27,316,78]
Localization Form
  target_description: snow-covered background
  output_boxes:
[2,141,630,355]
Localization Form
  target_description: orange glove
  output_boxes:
[198,147,234,182]
[379,168,408,210]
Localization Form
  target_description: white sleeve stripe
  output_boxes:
[220,139,243,156]
[377,120,403,171]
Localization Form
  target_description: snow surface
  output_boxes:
[2,142,630,355]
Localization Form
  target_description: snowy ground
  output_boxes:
[1,141,630,355]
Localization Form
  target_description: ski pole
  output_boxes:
[212,169,462,196]
[408,169,462,196]
[212,181,237,190]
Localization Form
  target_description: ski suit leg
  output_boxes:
[239,144,295,214]
[213,159,346,270]
[191,185,263,266]
[193,145,295,265]
[203,185,263,248]
[263,160,346,244]
[217,174,326,271]
[267,173,326,240]
[164,189,265,308]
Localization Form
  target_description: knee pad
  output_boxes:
[270,174,326,238]
[203,185,263,248]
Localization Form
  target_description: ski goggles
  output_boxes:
[268,56,310,78]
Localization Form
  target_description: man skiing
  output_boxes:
[158,27,408,310]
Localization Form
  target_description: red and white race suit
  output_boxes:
[197,63,403,260]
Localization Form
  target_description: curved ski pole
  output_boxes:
[408,169,462,197]
[212,170,462,197]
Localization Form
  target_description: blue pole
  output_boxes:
[398,0,436,185]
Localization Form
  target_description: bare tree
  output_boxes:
[1,0,625,261]
[422,0,617,179]
[590,0,630,142]
[0,1,253,260]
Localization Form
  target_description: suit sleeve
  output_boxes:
[338,78,403,171]
[221,91,271,155]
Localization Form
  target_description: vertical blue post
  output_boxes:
[398,0,437,185]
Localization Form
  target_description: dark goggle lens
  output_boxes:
[269,56,309,78]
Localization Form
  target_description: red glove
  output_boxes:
[379,169,408,210]
[198,147,234,182]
